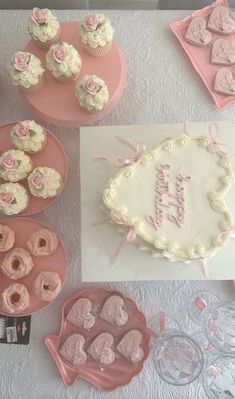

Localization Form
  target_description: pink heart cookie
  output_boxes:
[59,334,87,367]
[87,332,115,364]
[208,6,235,35]
[66,298,95,330]
[117,330,144,363]
[185,16,212,47]
[100,295,128,326]
[212,39,235,65]
[214,67,235,95]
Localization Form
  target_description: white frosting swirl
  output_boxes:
[0,149,33,182]
[7,52,44,89]
[80,14,114,48]
[46,42,81,79]
[27,167,63,198]
[0,183,29,215]
[76,74,109,112]
[11,120,47,153]
[27,9,60,43]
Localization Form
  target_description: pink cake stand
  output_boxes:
[23,22,127,127]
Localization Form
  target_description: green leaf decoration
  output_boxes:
[11,198,17,204]
[29,129,37,137]
[17,160,22,166]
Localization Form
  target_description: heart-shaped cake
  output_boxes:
[102,134,233,261]
[185,16,212,47]
[59,334,87,367]
[212,39,235,65]
[100,295,128,326]
[208,6,235,35]
[117,330,144,363]
[214,67,235,95]
[87,332,115,364]
[66,298,96,330]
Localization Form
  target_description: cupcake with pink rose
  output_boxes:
[0,149,33,182]
[7,51,44,93]
[28,167,63,199]
[0,183,29,216]
[80,14,114,57]
[75,74,109,112]
[46,41,81,83]
[27,7,60,49]
[11,120,47,154]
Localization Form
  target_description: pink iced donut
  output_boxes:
[0,283,30,314]
[0,224,15,252]
[27,228,59,256]
[33,271,62,301]
[0,247,34,279]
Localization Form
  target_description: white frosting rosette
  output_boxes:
[7,51,44,89]
[46,42,81,80]
[28,167,63,199]
[80,14,114,48]
[11,120,47,153]
[27,7,60,43]
[0,183,29,215]
[76,74,109,112]
[0,150,33,182]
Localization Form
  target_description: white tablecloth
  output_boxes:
[0,9,234,399]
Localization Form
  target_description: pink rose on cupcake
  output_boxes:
[15,122,30,140]
[82,15,99,32]
[84,77,99,95]
[52,44,66,63]
[30,172,44,189]
[2,156,17,170]
[13,52,29,72]
[31,7,48,25]
[0,192,14,205]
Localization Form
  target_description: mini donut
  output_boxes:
[0,248,34,279]
[0,224,15,252]
[27,228,59,256]
[33,271,62,301]
[0,283,30,314]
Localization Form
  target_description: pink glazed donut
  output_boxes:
[0,247,34,279]
[33,271,62,301]
[0,283,30,313]
[27,228,59,256]
[0,224,15,252]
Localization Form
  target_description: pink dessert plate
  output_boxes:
[0,122,68,217]
[45,287,150,391]
[22,21,127,127]
[0,217,67,316]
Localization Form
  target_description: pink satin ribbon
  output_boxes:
[208,121,228,155]
[217,226,235,245]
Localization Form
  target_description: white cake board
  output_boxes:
[80,122,235,281]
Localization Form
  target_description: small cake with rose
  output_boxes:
[80,14,114,57]
[0,248,34,280]
[7,51,44,93]
[33,271,62,301]
[46,42,82,83]
[11,120,47,154]
[0,183,29,215]
[76,74,109,112]
[0,225,15,252]
[27,167,63,199]
[27,7,60,49]
[0,283,30,314]
[0,150,33,182]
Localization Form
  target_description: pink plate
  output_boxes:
[45,288,150,391]
[23,21,127,127]
[0,122,68,217]
[0,217,67,316]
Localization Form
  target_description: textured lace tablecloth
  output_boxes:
[0,9,234,399]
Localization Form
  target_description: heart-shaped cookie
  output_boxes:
[214,67,235,95]
[212,39,235,65]
[117,330,144,363]
[59,334,87,367]
[66,298,95,330]
[185,16,212,47]
[87,332,115,364]
[208,6,235,35]
[100,295,128,326]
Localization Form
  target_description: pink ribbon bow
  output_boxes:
[208,121,228,156]
[217,226,235,245]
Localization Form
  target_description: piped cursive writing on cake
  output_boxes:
[146,163,191,230]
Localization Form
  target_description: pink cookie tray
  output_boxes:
[0,122,68,217]
[22,21,127,127]
[0,217,67,316]
[45,287,150,391]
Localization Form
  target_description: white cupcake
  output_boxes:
[0,183,29,215]
[0,150,33,182]
[46,42,82,83]
[27,167,63,199]
[7,51,44,93]
[27,7,60,49]
[75,74,109,112]
[80,14,114,57]
[11,120,47,154]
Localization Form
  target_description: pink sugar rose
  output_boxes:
[83,15,99,32]
[31,7,48,25]
[2,156,17,170]
[13,52,29,72]
[52,44,66,63]
[0,192,14,205]
[30,172,44,189]
[85,77,98,95]
[15,122,30,140]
